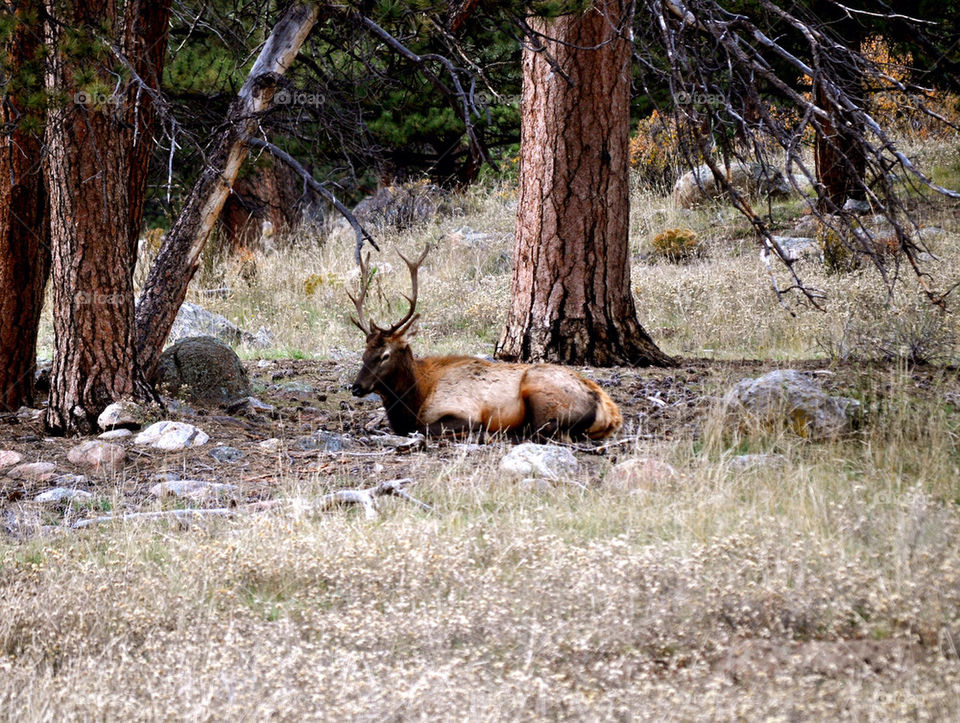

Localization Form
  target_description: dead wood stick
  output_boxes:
[71,479,429,528]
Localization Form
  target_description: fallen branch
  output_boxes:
[313,478,430,519]
[70,479,429,528]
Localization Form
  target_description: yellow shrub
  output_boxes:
[630,111,683,189]
[651,227,703,262]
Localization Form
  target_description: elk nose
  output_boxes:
[350,383,364,397]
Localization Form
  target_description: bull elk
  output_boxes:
[348,247,622,440]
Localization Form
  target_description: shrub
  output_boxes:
[650,227,703,262]
[630,111,682,189]
[817,220,862,274]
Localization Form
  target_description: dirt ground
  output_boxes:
[1,355,953,535]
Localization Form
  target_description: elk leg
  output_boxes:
[424,415,481,439]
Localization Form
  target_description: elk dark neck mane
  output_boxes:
[375,350,424,435]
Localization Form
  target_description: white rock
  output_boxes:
[16,407,43,423]
[0,450,23,469]
[35,487,94,503]
[7,461,58,481]
[134,421,209,450]
[766,236,819,262]
[99,429,133,440]
[149,479,239,501]
[500,443,579,480]
[258,437,282,451]
[97,400,146,430]
[67,440,127,474]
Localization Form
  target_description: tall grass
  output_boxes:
[8,141,960,719]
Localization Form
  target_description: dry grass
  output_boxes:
[8,141,960,719]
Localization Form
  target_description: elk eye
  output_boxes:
[380,349,391,361]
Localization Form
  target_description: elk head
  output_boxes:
[348,246,429,398]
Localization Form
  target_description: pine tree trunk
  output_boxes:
[814,79,867,212]
[0,3,50,411]
[135,2,321,380]
[496,0,672,367]
[42,0,170,435]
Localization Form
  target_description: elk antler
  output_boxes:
[386,245,430,336]
[347,251,375,335]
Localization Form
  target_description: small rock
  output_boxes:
[0,450,23,469]
[258,437,283,452]
[209,446,244,463]
[363,433,425,452]
[843,198,872,214]
[604,458,678,493]
[293,431,349,452]
[99,429,133,440]
[16,407,43,423]
[67,440,127,474]
[35,487,94,504]
[7,461,58,481]
[149,479,239,501]
[767,236,819,262]
[500,443,579,480]
[97,400,147,431]
[728,453,789,471]
[226,396,277,418]
[277,381,315,401]
[51,474,87,486]
[135,421,210,450]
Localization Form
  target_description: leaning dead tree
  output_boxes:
[135,2,321,380]
[633,0,960,306]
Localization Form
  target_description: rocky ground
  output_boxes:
[0,354,946,538]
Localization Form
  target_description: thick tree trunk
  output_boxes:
[42,0,170,435]
[496,0,672,367]
[814,80,867,211]
[219,159,305,254]
[0,3,50,411]
[135,2,321,380]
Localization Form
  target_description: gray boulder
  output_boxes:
[154,336,251,404]
[169,301,271,348]
[673,161,794,209]
[352,182,442,231]
[721,370,860,440]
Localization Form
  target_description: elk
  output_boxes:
[348,247,622,440]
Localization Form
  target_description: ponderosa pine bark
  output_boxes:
[496,0,672,367]
[0,2,50,411]
[43,0,170,435]
[814,76,867,212]
[135,2,321,380]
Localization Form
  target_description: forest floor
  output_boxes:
[3,144,960,719]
